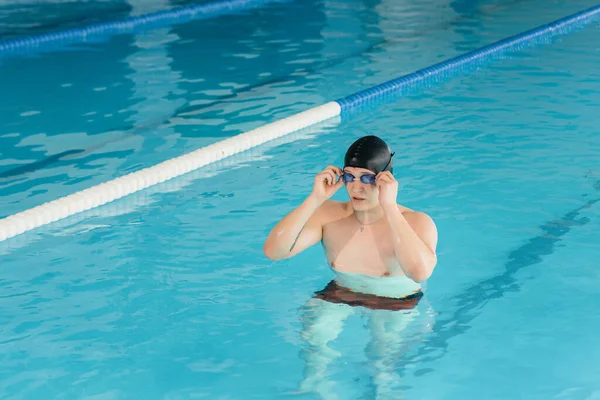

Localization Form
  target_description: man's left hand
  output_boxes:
[376,171,398,206]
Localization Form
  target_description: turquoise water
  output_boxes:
[2,0,599,218]
[1,0,600,398]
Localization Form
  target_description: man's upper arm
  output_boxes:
[283,202,327,259]
[405,210,438,255]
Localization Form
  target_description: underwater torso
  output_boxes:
[314,266,423,311]
[330,268,422,299]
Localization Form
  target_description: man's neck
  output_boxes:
[354,205,385,224]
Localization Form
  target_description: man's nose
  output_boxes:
[349,181,366,191]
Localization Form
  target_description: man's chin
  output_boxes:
[351,198,374,210]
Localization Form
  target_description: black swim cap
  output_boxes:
[344,135,394,174]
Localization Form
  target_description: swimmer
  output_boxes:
[264,135,439,399]
[263,134,438,296]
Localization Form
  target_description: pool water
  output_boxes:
[1,0,600,398]
[2,0,599,218]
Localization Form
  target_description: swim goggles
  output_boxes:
[341,172,377,185]
[341,152,394,185]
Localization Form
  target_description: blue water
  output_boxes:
[2,0,599,218]
[1,0,600,398]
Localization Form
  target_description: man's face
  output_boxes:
[342,166,379,211]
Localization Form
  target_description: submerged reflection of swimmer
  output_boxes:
[297,289,435,399]
[264,135,439,398]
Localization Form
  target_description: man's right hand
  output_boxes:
[312,166,344,203]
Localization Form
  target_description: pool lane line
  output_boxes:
[1,4,599,243]
[0,0,290,56]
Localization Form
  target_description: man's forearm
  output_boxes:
[382,205,437,282]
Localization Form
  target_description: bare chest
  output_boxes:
[322,217,398,277]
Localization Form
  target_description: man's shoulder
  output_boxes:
[401,206,435,224]
[315,200,351,220]
[400,207,438,242]
[321,199,354,210]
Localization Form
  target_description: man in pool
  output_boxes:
[263,134,438,305]
[264,135,439,397]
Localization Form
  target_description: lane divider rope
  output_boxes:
[1,5,599,243]
[0,0,288,56]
